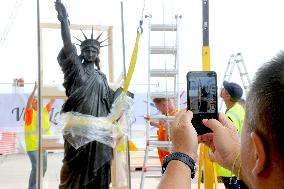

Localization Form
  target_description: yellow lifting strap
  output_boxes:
[123,31,141,94]
[118,25,142,152]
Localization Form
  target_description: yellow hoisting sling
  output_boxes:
[119,22,143,152]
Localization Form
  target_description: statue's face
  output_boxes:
[82,46,98,62]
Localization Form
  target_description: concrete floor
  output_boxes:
[0,152,225,189]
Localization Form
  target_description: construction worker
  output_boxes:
[24,82,54,189]
[217,81,245,188]
[144,97,178,165]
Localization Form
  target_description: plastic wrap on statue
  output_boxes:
[58,94,135,149]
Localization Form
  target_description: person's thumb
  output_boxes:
[185,110,193,122]
[202,118,221,133]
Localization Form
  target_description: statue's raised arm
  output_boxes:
[54,0,72,47]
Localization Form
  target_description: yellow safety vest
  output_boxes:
[216,102,245,177]
[24,107,52,151]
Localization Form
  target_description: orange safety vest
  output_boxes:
[157,110,177,164]
[24,105,52,151]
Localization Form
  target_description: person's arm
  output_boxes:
[144,114,159,128]
[157,110,198,189]
[54,0,73,52]
[157,160,191,189]
[26,82,37,110]
[25,82,37,125]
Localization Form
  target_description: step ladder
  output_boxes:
[139,14,181,189]
[219,52,251,111]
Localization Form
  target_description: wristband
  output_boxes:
[162,152,196,179]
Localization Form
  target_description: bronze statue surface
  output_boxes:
[55,1,114,188]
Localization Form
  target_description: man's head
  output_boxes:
[220,81,243,102]
[153,98,176,115]
[241,51,284,188]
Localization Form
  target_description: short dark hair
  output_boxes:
[245,51,284,163]
[153,98,167,104]
[153,97,174,104]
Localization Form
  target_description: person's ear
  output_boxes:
[251,132,267,176]
[222,89,230,99]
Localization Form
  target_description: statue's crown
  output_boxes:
[74,28,108,52]
[81,39,101,51]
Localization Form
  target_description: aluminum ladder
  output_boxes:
[219,52,251,110]
[139,14,181,189]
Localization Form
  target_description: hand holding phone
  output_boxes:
[186,71,218,135]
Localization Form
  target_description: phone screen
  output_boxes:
[187,71,218,135]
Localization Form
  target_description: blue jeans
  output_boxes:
[27,151,47,189]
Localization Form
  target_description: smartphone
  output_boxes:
[186,71,218,135]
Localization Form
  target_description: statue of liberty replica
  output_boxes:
[55,1,115,188]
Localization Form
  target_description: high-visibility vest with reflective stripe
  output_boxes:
[24,107,52,151]
[226,103,245,134]
[216,102,245,177]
